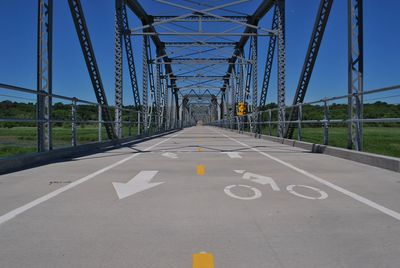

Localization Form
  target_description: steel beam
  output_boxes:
[67,0,116,139]
[276,0,286,138]
[122,4,141,109]
[125,0,178,97]
[37,0,53,152]
[259,5,278,107]
[142,36,149,132]
[347,0,363,150]
[114,0,123,138]
[222,0,275,93]
[153,15,249,22]
[285,0,333,138]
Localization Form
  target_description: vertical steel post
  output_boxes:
[268,109,272,136]
[155,60,162,131]
[297,104,302,141]
[114,0,123,139]
[347,0,364,150]
[260,5,278,107]
[137,111,141,136]
[251,33,258,135]
[37,0,53,152]
[276,0,286,138]
[71,99,77,147]
[142,36,149,134]
[323,100,329,145]
[98,104,102,142]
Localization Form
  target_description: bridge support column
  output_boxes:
[114,0,123,139]
[37,0,53,152]
[277,0,286,138]
[347,0,363,151]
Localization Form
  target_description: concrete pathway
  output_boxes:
[1,126,400,267]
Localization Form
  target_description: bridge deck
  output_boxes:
[1,126,400,267]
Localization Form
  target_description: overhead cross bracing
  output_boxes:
[119,0,277,131]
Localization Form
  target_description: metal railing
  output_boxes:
[0,83,182,155]
[211,84,400,152]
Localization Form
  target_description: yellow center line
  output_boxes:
[196,165,205,176]
[193,252,214,268]
[197,147,204,152]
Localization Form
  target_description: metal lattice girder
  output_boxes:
[277,0,286,138]
[347,0,363,150]
[238,51,245,102]
[244,44,253,104]
[37,0,53,152]
[67,0,116,139]
[114,0,123,139]
[210,95,219,122]
[164,42,237,47]
[145,36,156,124]
[153,15,249,22]
[285,0,333,139]
[121,4,141,109]
[142,35,149,131]
[259,5,278,107]
[251,33,258,114]
[221,0,276,91]
[156,59,162,128]
[230,69,236,118]
[125,0,178,102]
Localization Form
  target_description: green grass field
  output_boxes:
[1,125,399,158]
[0,125,138,158]
[261,126,400,158]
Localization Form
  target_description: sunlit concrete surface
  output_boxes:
[1,126,400,267]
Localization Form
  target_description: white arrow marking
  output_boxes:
[161,152,179,159]
[222,152,242,159]
[112,171,163,200]
[242,172,280,191]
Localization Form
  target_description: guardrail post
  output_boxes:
[137,112,141,135]
[128,110,132,137]
[297,104,302,141]
[323,100,329,145]
[71,98,77,147]
[98,104,102,142]
[268,109,272,136]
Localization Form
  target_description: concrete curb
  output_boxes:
[216,127,400,173]
[0,129,181,175]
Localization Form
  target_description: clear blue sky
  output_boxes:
[0,0,399,105]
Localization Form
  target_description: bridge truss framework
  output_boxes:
[7,0,368,152]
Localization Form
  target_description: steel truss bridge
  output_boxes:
[1,0,398,153]
[1,1,400,267]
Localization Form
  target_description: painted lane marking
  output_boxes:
[234,170,280,191]
[193,252,214,268]
[210,127,400,221]
[197,165,206,176]
[221,152,242,159]
[161,152,179,159]
[242,171,280,191]
[197,147,204,152]
[287,185,328,200]
[112,171,163,200]
[224,185,262,200]
[0,131,183,225]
